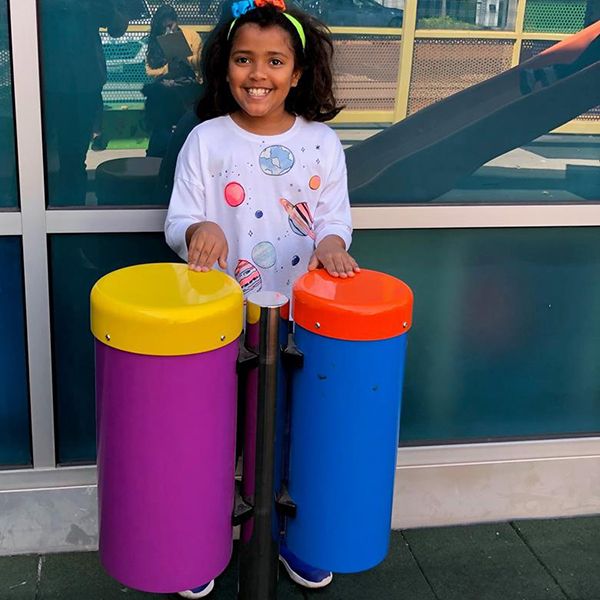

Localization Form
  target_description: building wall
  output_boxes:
[1,0,599,554]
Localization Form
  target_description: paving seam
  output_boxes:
[399,530,442,600]
[34,555,43,600]
[509,522,572,600]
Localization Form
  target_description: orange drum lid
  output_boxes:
[293,269,413,341]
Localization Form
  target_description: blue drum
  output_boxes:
[285,269,413,573]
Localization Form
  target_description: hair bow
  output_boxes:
[231,0,254,18]
[231,0,286,18]
[255,0,287,9]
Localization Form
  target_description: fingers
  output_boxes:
[187,239,205,272]
[197,238,217,272]
[319,250,360,278]
[349,255,361,274]
[218,238,229,270]
[188,224,228,272]
[323,253,345,278]
[307,253,319,271]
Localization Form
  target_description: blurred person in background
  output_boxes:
[143,4,202,157]
[40,0,129,205]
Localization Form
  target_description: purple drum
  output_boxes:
[91,264,243,593]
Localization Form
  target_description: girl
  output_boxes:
[144,4,203,157]
[165,2,359,597]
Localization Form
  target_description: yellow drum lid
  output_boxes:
[91,263,243,356]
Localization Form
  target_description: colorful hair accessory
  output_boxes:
[231,0,255,18]
[228,0,306,50]
[255,0,286,8]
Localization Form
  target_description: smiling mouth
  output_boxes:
[245,87,272,97]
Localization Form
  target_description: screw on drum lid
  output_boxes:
[91,263,243,356]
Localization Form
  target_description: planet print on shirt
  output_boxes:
[252,241,277,269]
[235,259,262,295]
[280,198,315,240]
[259,145,294,176]
[309,175,321,190]
[224,182,245,207]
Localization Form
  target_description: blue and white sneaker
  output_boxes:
[177,580,215,599]
[279,544,333,589]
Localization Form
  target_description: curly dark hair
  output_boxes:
[196,5,343,122]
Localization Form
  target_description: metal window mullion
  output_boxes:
[43,206,600,233]
[9,0,56,468]
[0,212,22,235]
[46,209,168,233]
[351,205,600,229]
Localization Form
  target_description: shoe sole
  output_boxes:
[279,555,333,589]
[177,579,215,598]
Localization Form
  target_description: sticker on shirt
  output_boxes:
[259,145,294,176]
[280,198,315,240]
[252,241,277,269]
[224,181,245,207]
[235,259,262,295]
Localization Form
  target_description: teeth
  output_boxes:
[247,88,270,97]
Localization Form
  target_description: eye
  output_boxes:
[270,58,283,66]
[234,56,250,64]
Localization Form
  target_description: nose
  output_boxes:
[249,62,267,81]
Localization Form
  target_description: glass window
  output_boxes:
[345,28,600,205]
[37,1,599,207]
[49,233,179,464]
[0,238,31,467]
[38,0,203,207]
[523,0,590,34]
[298,0,404,28]
[333,33,402,111]
[0,0,18,209]
[352,228,600,444]
[417,0,519,31]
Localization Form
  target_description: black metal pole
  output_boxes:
[238,292,289,600]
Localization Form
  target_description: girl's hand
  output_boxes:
[308,235,360,278]
[186,221,228,272]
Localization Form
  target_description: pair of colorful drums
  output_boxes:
[91,263,413,592]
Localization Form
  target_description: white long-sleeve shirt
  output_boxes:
[165,115,352,298]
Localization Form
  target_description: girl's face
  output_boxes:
[227,23,301,133]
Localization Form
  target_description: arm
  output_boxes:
[165,132,206,261]
[146,62,169,78]
[309,137,360,278]
[182,28,203,79]
[164,131,228,271]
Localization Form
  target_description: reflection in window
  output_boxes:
[0,0,18,209]
[50,233,179,464]
[37,1,599,208]
[523,0,591,34]
[39,1,131,207]
[417,0,518,31]
[38,0,206,208]
[0,238,31,467]
[352,227,600,444]
[346,20,600,205]
[297,0,404,27]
